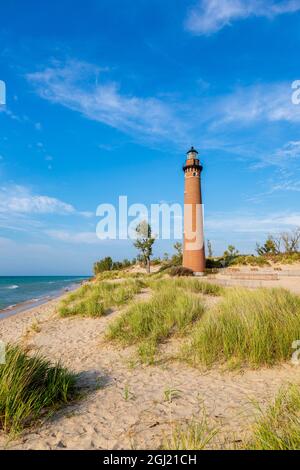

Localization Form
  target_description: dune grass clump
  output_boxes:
[107,287,205,363]
[162,414,218,450]
[230,255,271,267]
[0,344,76,434]
[183,287,300,368]
[147,278,223,297]
[96,270,144,281]
[248,385,300,450]
[173,278,224,296]
[59,279,144,318]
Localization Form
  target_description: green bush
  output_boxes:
[169,266,194,277]
[93,257,113,274]
[230,255,270,267]
[205,258,223,269]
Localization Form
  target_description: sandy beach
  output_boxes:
[1,277,300,450]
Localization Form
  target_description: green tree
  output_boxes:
[133,221,155,273]
[256,235,280,255]
[112,261,122,270]
[174,242,183,257]
[93,256,113,275]
[223,245,239,265]
[122,258,131,268]
[172,242,183,265]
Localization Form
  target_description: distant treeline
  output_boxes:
[93,228,300,274]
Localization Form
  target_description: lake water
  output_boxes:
[0,276,89,313]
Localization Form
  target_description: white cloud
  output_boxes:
[26,60,187,144]
[26,60,300,183]
[186,0,300,35]
[0,106,20,121]
[267,140,300,167]
[272,140,300,160]
[206,211,300,233]
[46,229,100,244]
[207,82,300,127]
[0,185,93,217]
[270,180,300,191]
[27,60,300,151]
[247,140,300,172]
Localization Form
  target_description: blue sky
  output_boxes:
[1,0,300,275]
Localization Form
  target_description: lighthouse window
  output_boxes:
[193,172,196,176]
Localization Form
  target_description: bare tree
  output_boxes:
[273,235,282,254]
[207,239,213,258]
[280,228,300,253]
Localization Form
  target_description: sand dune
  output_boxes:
[0,286,300,450]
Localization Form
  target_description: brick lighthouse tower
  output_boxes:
[183,146,205,275]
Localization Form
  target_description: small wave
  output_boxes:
[5,304,17,310]
[7,285,19,290]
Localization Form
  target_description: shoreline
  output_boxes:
[0,281,85,320]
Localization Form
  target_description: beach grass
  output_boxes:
[95,270,145,281]
[0,344,76,434]
[248,385,300,450]
[147,277,224,296]
[107,286,205,363]
[58,279,144,318]
[162,414,218,450]
[172,278,224,296]
[182,287,300,368]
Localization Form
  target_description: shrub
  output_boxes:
[93,257,113,274]
[206,258,222,269]
[158,262,173,273]
[183,287,300,368]
[275,252,300,264]
[169,266,194,277]
[230,255,270,267]
[0,345,76,434]
[151,258,162,266]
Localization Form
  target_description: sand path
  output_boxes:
[0,291,300,450]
